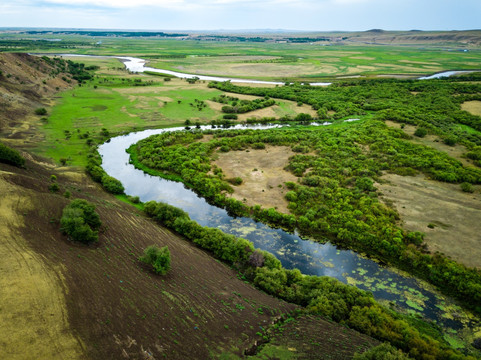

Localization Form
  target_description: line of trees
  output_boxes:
[127,121,481,315]
[211,94,276,114]
[142,199,475,360]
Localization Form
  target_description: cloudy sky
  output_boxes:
[1,0,479,31]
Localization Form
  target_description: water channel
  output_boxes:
[59,52,480,342]
[59,53,476,84]
[99,123,480,338]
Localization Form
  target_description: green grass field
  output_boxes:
[3,30,479,80]
[35,58,317,165]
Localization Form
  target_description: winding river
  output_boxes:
[99,123,480,338]
[60,53,477,84]
[61,52,480,342]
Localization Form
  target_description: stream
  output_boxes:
[59,54,476,84]
[99,123,480,340]
[57,51,480,343]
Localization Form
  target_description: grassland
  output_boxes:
[35,56,321,166]
[1,30,480,81]
[145,45,481,80]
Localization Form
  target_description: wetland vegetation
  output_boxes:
[1,30,481,358]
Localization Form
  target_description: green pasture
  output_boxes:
[3,31,479,79]
[36,74,221,165]
[35,60,313,166]
[145,44,481,80]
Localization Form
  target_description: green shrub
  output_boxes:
[461,182,474,193]
[127,195,140,203]
[353,343,411,360]
[48,183,60,192]
[139,245,171,275]
[101,175,125,194]
[443,135,457,146]
[227,177,243,186]
[60,199,101,244]
[34,107,47,116]
[413,127,427,138]
[86,162,104,182]
[0,142,25,167]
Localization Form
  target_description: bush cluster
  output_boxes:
[128,122,481,315]
[0,142,25,167]
[212,94,276,114]
[60,199,101,244]
[143,199,473,360]
[139,245,171,275]
[86,150,124,195]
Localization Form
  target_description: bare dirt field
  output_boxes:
[378,173,481,269]
[461,100,481,116]
[214,146,297,213]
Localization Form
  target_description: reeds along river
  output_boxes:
[98,123,481,335]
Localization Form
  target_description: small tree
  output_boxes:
[443,135,457,146]
[139,245,171,275]
[35,107,47,116]
[353,343,410,360]
[414,127,427,138]
[461,182,474,193]
[60,199,101,244]
[0,142,25,167]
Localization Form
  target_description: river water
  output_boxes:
[58,53,476,84]
[99,124,480,336]
[59,51,479,341]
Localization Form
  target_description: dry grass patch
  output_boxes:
[214,146,297,213]
[237,106,279,120]
[378,173,481,269]
[461,100,481,116]
[0,173,85,360]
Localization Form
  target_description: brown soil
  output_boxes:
[214,146,297,213]
[378,173,481,269]
[461,100,481,116]
[254,314,378,359]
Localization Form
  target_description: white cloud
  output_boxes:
[331,0,373,4]
[44,0,184,8]
[40,0,319,8]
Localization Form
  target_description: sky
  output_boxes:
[0,0,480,32]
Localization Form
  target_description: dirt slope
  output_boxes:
[0,151,380,359]
[0,53,72,146]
